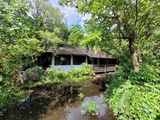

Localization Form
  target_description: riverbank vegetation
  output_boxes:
[20,63,94,87]
[60,0,160,119]
[0,0,160,119]
[0,0,68,115]
[104,63,160,120]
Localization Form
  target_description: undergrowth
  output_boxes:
[104,62,160,120]
[19,63,94,87]
[0,64,94,116]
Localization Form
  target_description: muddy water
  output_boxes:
[0,82,115,120]
[41,95,115,120]
[40,83,115,120]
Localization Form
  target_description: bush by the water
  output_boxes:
[105,63,160,120]
[0,81,27,116]
[22,64,95,84]
[0,64,94,115]
[67,63,95,81]
[17,66,44,87]
[82,100,99,115]
[23,66,44,82]
[43,67,68,83]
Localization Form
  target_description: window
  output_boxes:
[88,57,93,64]
[99,58,105,65]
[55,55,71,65]
[73,55,86,65]
[93,58,97,64]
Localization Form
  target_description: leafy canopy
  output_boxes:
[59,0,160,71]
[0,0,68,113]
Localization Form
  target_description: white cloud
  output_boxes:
[50,0,91,28]
[60,6,81,25]
[80,14,92,27]
[50,0,58,7]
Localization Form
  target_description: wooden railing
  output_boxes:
[92,64,116,73]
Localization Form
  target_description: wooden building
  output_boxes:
[37,45,116,73]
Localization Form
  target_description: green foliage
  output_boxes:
[60,0,160,71]
[0,85,27,115]
[80,31,102,52]
[68,25,104,52]
[43,67,68,83]
[24,66,44,82]
[67,63,95,81]
[0,1,42,112]
[38,31,65,49]
[29,0,66,32]
[104,63,160,120]
[18,64,94,87]
[78,93,85,100]
[129,63,159,83]
[0,0,67,115]
[42,64,94,83]
[68,25,84,46]
[82,100,99,115]
[0,0,44,79]
[107,80,160,120]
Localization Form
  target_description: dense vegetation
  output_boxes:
[0,0,94,115]
[0,0,160,119]
[60,0,160,119]
[0,0,69,115]
[104,63,160,120]
[20,63,94,87]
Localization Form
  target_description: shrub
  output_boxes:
[0,85,27,116]
[128,63,160,83]
[67,63,95,81]
[23,66,44,82]
[43,67,68,83]
[82,100,99,115]
[42,64,94,83]
[107,80,160,120]
[104,63,160,120]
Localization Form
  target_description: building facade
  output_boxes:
[37,45,116,73]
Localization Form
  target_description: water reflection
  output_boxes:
[1,82,115,120]
[61,94,108,120]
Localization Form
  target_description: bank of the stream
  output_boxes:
[0,77,115,120]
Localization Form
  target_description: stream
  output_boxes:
[0,80,116,120]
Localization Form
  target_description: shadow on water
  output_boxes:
[0,80,116,120]
[48,95,115,120]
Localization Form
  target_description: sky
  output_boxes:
[50,0,91,28]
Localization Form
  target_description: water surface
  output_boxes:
[1,82,115,120]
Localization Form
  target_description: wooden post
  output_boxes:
[71,55,73,68]
[51,54,55,67]
[107,59,109,72]
[85,56,88,64]
[97,58,99,66]
[105,59,107,73]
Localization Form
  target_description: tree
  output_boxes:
[68,25,84,46]
[28,0,69,40]
[59,1,160,119]
[59,0,160,71]
[0,0,43,76]
[0,0,68,112]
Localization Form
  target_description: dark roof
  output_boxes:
[47,45,114,59]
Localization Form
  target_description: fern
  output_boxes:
[107,80,160,120]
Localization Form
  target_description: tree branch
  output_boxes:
[135,0,138,26]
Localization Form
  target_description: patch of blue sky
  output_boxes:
[68,19,82,27]
[50,0,90,28]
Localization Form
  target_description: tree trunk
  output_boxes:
[129,38,139,72]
